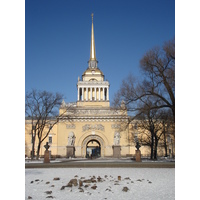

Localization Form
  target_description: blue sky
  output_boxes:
[25,0,175,103]
[2,2,200,197]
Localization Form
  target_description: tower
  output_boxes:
[77,13,110,107]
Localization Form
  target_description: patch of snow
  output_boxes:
[25,168,175,200]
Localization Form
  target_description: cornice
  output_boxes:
[58,116,129,122]
[77,81,109,87]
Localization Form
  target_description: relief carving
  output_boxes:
[76,109,121,115]
[66,124,76,129]
[111,124,121,129]
[82,124,105,132]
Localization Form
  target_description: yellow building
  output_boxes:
[25,14,174,159]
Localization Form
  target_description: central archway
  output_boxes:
[86,140,101,158]
[82,135,105,158]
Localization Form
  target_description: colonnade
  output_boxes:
[77,86,109,101]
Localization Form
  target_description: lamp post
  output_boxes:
[31,125,36,160]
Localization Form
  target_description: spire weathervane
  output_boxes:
[91,13,94,23]
[90,13,96,62]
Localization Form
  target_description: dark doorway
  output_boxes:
[86,140,101,159]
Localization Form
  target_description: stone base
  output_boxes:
[44,150,50,163]
[66,145,75,158]
[112,145,121,158]
[135,150,141,162]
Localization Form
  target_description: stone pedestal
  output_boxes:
[112,145,121,158]
[135,150,141,162]
[44,150,50,163]
[66,145,75,158]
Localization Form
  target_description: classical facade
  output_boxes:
[25,14,174,159]
[55,14,132,158]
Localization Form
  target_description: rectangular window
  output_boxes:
[49,135,52,144]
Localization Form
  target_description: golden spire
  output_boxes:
[90,13,96,61]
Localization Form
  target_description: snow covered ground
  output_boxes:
[25,168,175,200]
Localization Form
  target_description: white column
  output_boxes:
[81,87,83,101]
[86,87,88,101]
[99,88,101,100]
[103,87,105,100]
[90,87,92,100]
[95,87,96,101]
[107,86,109,101]
[77,87,80,101]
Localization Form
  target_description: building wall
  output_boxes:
[56,118,130,158]
[25,117,175,159]
[25,120,58,158]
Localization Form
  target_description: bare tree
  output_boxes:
[158,109,174,157]
[114,38,174,116]
[135,99,164,160]
[112,38,175,159]
[25,89,64,159]
[140,37,175,121]
[113,38,175,132]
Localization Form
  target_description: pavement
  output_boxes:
[25,157,175,168]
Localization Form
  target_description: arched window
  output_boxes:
[89,78,98,81]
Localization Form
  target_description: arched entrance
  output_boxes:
[86,140,101,158]
[82,135,105,158]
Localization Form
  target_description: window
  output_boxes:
[49,135,52,144]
